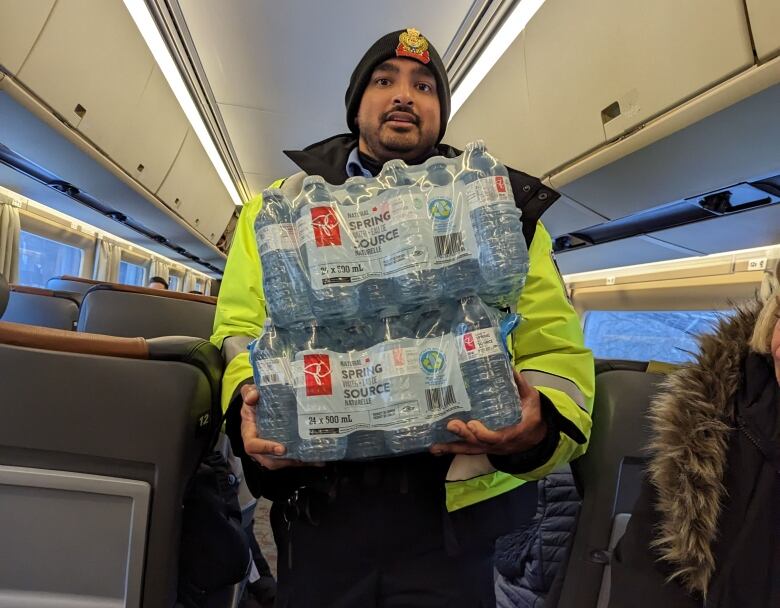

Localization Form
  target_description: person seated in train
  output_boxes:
[212,28,594,606]
[608,263,780,608]
[147,275,169,290]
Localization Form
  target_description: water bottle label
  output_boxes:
[290,336,470,439]
[456,328,504,362]
[350,194,419,277]
[426,185,479,266]
[465,176,514,211]
[298,199,402,290]
[377,341,419,378]
[296,207,368,289]
[258,223,297,255]
[297,185,480,293]
[255,357,292,386]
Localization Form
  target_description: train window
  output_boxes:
[168,274,180,291]
[118,260,147,286]
[583,310,725,364]
[18,230,83,288]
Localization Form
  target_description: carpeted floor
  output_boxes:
[253,497,277,577]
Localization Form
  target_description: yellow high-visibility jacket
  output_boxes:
[212,146,594,512]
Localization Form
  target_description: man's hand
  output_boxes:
[430,370,548,456]
[240,384,314,470]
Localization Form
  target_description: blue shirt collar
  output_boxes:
[346,147,372,178]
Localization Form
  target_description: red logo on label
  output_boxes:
[303,354,332,396]
[495,176,507,193]
[393,347,405,367]
[463,333,476,352]
[311,207,342,247]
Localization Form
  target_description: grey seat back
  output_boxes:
[0,322,222,607]
[47,275,102,297]
[2,286,80,330]
[555,360,665,608]
[79,284,217,339]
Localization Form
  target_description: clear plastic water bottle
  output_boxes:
[462,141,529,306]
[343,177,391,315]
[340,318,386,459]
[291,318,348,461]
[425,158,474,298]
[378,306,434,453]
[384,160,441,307]
[415,302,466,443]
[339,318,374,352]
[452,295,521,430]
[255,189,312,328]
[250,319,299,457]
[294,176,360,323]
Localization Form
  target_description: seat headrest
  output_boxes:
[0,274,8,317]
[86,282,217,305]
[594,359,650,375]
[0,321,149,359]
[10,283,82,305]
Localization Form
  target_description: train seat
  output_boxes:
[1,284,80,330]
[72,280,255,604]
[47,275,103,297]
[551,360,666,608]
[0,321,223,607]
[78,283,217,340]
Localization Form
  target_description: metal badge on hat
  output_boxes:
[396,28,431,64]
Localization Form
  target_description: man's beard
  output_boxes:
[379,127,419,152]
[363,122,427,160]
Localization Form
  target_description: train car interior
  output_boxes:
[0,1,778,607]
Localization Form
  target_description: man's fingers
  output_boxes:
[240,402,285,456]
[446,419,481,444]
[432,419,494,455]
[240,383,259,405]
[256,455,305,470]
[240,403,260,441]
[466,420,507,444]
[238,383,322,470]
[244,436,286,457]
[430,441,487,456]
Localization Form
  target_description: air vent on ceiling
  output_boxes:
[553,180,780,253]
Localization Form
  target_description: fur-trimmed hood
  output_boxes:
[646,301,763,596]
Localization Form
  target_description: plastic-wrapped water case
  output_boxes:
[254,141,530,327]
[249,297,522,462]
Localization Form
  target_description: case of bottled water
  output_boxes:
[254,141,529,325]
[249,299,522,461]
[251,141,529,460]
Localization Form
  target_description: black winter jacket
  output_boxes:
[609,303,780,607]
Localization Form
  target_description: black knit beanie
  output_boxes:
[345,28,451,142]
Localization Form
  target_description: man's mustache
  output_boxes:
[382,107,420,125]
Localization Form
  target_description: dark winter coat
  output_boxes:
[609,303,780,607]
[494,471,581,607]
